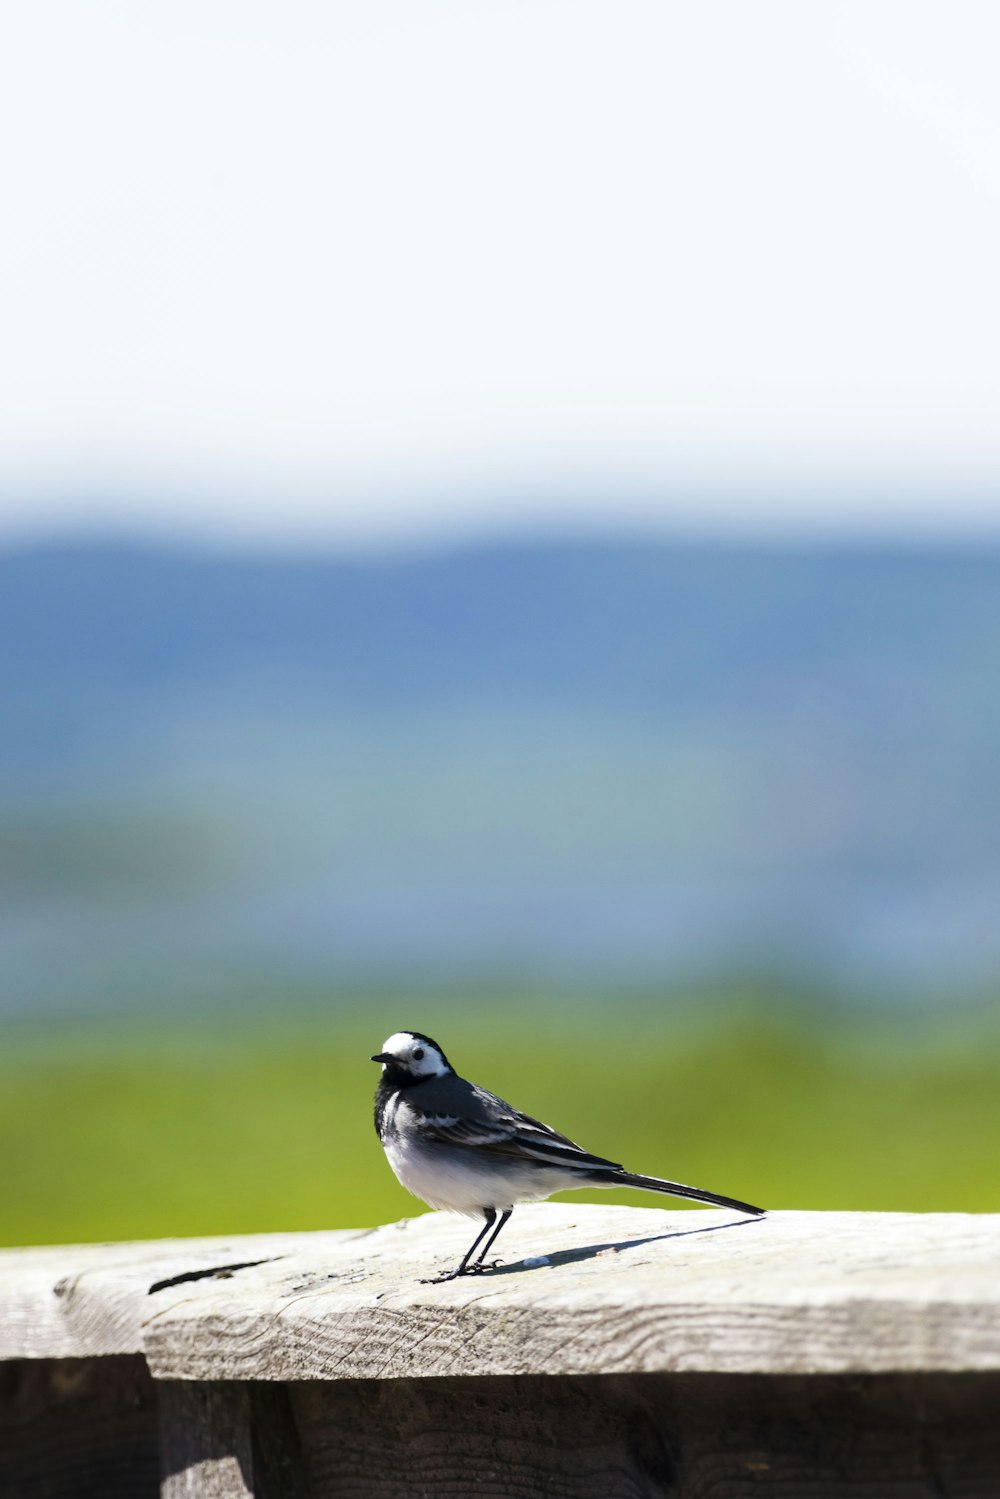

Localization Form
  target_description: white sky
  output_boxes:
[3,1,1000,545]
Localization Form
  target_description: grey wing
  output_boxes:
[417,1087,624,1175]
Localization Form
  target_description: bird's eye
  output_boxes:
[413,1047,425,1060]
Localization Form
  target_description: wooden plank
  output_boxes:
[278,1369,1000,1497]
[158,1382,253,1499]
[141,1205,1000,1382]
[0,1230,366,1361]
[0,1354,158,1499]
[4,1207,1000,1382]
[248,1386,310,1499]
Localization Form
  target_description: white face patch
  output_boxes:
[379,1031,449,1079]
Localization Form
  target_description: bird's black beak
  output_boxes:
[371,1052,392,1064]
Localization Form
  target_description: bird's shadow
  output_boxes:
[483,1214,764,1276]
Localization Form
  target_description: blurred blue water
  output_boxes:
[3,534,1000,1015]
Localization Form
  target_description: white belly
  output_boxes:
[384,1130,563,1217]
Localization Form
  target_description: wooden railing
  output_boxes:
[2,1203,999,1496]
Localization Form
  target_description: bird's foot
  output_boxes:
[420,1258,504,1284]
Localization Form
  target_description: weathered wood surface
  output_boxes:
[3,1209,1000,1497]
[3,1207,1000,1383]
[140,1206,1000,1381]
[0,1230,365,1361]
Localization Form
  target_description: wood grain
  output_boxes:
[5,1208,998,1382]
[137,1206,1000,1381]
[6,1211,1000,1496]
[0,1230,365,1361]
[158,1382,253,1499]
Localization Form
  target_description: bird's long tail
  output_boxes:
[611,1171,764,1217]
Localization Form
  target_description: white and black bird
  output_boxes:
[372,1029,764,1281]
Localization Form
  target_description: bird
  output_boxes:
[372,1029,764,1282]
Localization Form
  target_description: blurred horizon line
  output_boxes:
[5,497,1000,559]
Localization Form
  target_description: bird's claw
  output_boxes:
[420,1257,505,1284]
[459,1259,504,1276]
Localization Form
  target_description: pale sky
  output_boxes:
[3,1,1000,545]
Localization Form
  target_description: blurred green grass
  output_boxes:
[3,994,999,1247]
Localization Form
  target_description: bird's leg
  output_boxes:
[468,1206,512,1272]
[420,1208,496,1284]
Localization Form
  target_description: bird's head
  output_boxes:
[371,1031,452,1085]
